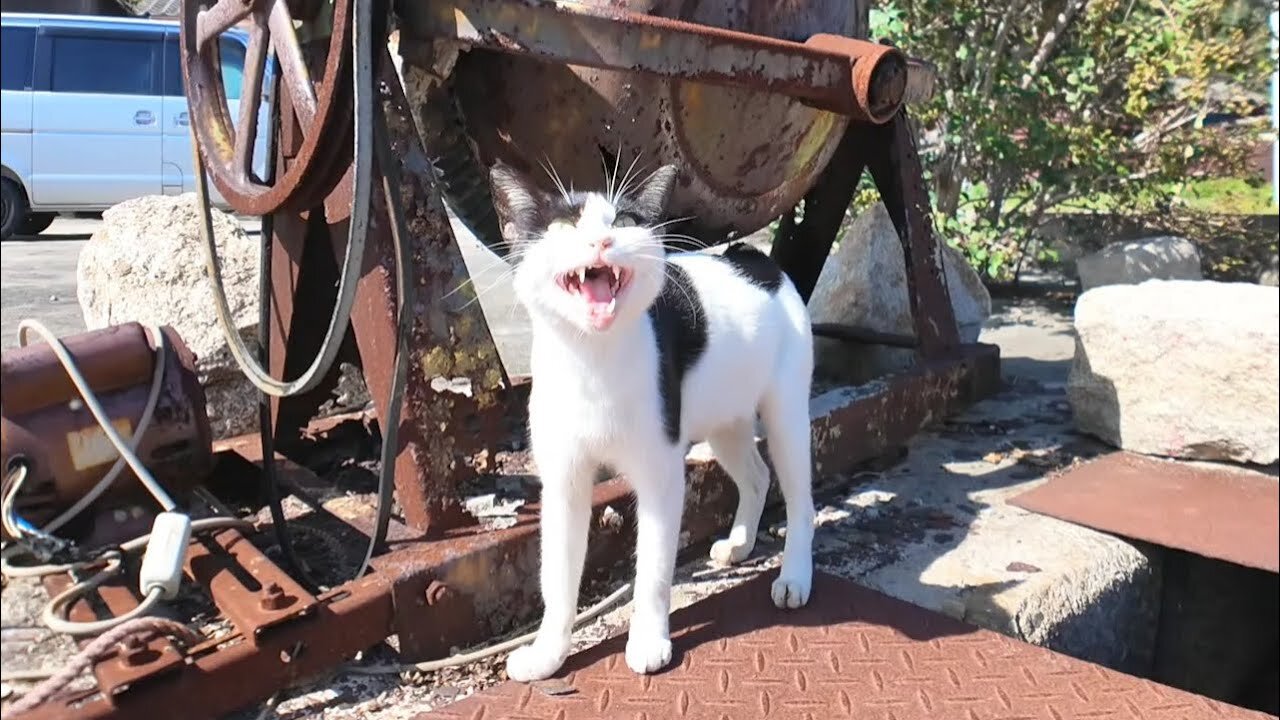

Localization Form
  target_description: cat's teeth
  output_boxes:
[577,268,587,285]
[606,298,616,314]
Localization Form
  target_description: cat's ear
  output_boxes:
[489,161,542,240]
[630,164,679,222]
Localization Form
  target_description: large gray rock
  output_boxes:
[77,194,259,384]
[807,202,991,383]
[1075,236,1202,291]
[77,194,261,438]
[1259,255,1279,287]
[1069,279,1280,464]
[76,194,368,439]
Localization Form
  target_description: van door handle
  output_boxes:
[134,110,155,126]
[176,112,189,127]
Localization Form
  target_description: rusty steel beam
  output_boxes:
[400,0,914,122]
[866,109,962,359]
[321,52,511,536]
[18,575,398,720]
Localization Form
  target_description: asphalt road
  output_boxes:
[0,213,533,373]
[0,217,97,349]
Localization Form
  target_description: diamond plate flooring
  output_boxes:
[428,571,1274,720]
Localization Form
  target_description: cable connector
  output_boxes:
[138,512,191,600]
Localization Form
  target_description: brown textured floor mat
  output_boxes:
[427,571,1273,719]
[1011,452,1279,573]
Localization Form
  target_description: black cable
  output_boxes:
[256,64,319,594]
[354,94,414,580]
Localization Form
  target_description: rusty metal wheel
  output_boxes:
[180,0,353,215]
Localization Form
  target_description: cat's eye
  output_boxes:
[547,219,576,233]
[613,213,640,228]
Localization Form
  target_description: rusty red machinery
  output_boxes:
[3,0,1000,717]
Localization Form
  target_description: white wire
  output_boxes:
[41,324,169,534]
[17,319,176,512]
[3,517,254,636]
[348,582,633,674]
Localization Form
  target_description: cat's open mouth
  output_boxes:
[558,263,632,330]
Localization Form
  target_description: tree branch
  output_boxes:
[1019,0,1091,90]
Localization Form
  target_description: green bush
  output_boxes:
[866,0,1276,281]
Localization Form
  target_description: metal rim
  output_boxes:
[180,0,354,215]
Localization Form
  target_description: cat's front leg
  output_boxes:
[624,451,687,674]
[506,449,594,682]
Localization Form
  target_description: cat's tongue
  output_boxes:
[581,274,617,330]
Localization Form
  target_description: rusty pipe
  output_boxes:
[403,0,909,122]
[0,323,213,539]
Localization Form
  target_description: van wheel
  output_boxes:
[18,213,56,236]
[1,179,27,242]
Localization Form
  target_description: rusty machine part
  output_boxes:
[180,0,355,215]
[0,323,212,540]
[414,0,910,240]
[6,0,1006,717]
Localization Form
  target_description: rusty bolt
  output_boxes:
[425,580,451,606]
[259,582,293,611]
[119,636,152,667]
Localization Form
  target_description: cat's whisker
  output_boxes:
[614,152,646,205]
[539,155,572,204]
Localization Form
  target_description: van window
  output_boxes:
[1,26,37,91]
[49,34,157,95]
[163,35,247,101]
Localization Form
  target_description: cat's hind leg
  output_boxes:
[707,419,769,566]
[759,380,815,609]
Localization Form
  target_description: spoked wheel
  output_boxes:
[180,0,354,215]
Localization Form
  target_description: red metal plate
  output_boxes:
[430,571,1271,719]
[1010,452,1279,574]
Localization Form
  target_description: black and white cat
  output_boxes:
[489,160,816,681]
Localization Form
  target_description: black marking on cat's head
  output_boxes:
[718,242,785,293]
[488,161,679,250]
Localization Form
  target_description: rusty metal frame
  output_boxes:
[8,1,1001,717]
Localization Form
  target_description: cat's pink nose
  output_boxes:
[592,236,614,250]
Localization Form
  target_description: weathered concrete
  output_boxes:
[1069,279,1280,464]
[807,202,992,384]
[1075,236,1202,291]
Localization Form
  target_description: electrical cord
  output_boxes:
[3,516,253,636]
[188,0,375,398]
[347,582,633,674]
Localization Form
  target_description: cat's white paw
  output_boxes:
[771,568,812,609]
[709,536,754,566]
[624,634,673,674]
[506,643,567,682]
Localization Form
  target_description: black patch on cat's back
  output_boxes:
[648,264,708,444]
[718,242,784,292]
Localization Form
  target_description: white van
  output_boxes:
[0,12,272,240]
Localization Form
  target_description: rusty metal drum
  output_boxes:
[450,0,864,240]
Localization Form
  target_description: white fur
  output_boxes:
[504,191,816,682]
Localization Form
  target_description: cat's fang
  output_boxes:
[577,268,587,284]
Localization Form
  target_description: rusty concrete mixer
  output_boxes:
[6,2,999,718]
[434,0,908,246]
